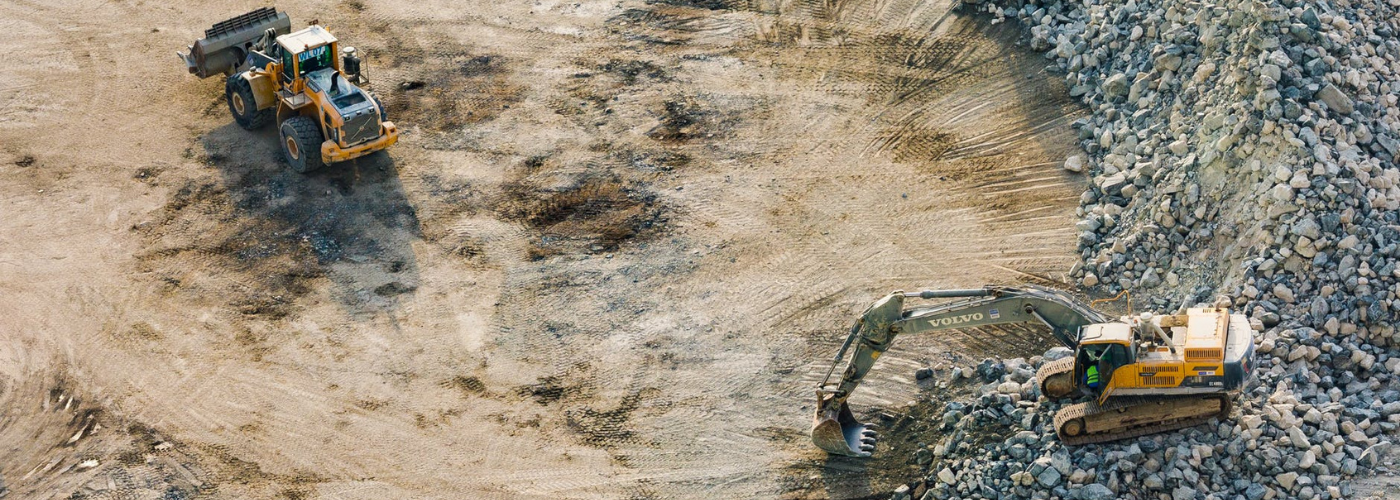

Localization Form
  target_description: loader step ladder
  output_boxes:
[277,89,313,110]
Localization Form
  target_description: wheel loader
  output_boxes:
[812,286,1256,457]
[178,8,398,173]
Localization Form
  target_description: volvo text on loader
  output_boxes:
[812,286,1256,457]
[179,8,398,173]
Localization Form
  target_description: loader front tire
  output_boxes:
[279,116,325,173]
[372,96,388,122]
[226,76,271,130]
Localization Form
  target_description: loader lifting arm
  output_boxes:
[812,286,1109,457]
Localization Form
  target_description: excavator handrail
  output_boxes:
[1090,289,1132,317]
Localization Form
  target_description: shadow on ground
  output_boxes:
[133,121,421,324]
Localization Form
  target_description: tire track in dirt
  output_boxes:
[2,0,1088,498]
[591,1,1087,497]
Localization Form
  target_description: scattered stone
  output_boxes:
[1035,465,1061,487]
[1082,483,1114,500]
[1103,73,1129,99]
[1064,154,1085,173]
[1315,84,1355,115]
[1172,485,1195,500]
[1042,346,1073,361]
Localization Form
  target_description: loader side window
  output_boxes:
[281,49,295,83]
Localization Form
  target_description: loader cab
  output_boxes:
[275,26,339,88]
[1076,323,1135,394]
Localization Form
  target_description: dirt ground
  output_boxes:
[0,0,1086,498]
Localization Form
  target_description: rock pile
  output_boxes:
[892,349,1398,500]
[885,0,1400,496]
[1013,0,1399,345]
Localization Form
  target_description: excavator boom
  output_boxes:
[813,286,1106,457]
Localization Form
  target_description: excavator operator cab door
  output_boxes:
[1078,341,1132,395]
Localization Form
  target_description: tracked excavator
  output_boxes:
[812,286,1256,457]
[178,8,397,173]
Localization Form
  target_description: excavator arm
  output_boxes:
[812,286,1109,457]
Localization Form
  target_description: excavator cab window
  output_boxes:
[1081,342,1132,392]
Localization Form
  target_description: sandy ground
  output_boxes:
[0,0,1086,498]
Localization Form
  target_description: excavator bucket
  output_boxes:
[178,7,291,79]
[812,392,877,457]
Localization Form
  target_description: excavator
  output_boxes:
[178,8,398,173]
[812,286,1256,457]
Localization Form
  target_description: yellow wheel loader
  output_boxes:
[812,286,1256,457]
[178,8,398,173]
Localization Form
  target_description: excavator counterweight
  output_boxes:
[812,286,1255,457]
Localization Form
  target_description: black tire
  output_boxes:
[372,95,388,122]
[279,116,325,173]
[226,75,271,130]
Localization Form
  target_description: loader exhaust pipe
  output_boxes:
[180,7,292,79]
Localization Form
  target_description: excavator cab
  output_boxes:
[1076,341,1132,394]
[1074,323,1134,395]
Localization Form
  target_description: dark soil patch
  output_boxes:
[517,375,585,405]
[388,53,524,131]
[373,281,416,297]
[879,128,958,165]
[444,375,487,396]
[645,0,732,9]
[646,97,740,143]
[563,390,651,447]
[612,148,691,173]
[495,174,666,258]
[599,59,669,85]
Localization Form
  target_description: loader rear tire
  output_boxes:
[226,76,271,130]
[279,116,325,173]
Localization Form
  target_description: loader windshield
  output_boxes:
[296,44,334,76]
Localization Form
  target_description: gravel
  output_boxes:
[886,0,1400,494]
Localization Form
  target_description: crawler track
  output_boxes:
[1054,394,1232,446]
[1035,356,1076,397]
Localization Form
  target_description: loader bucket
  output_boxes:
[812,392,877,457]
[178,7,291,79]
